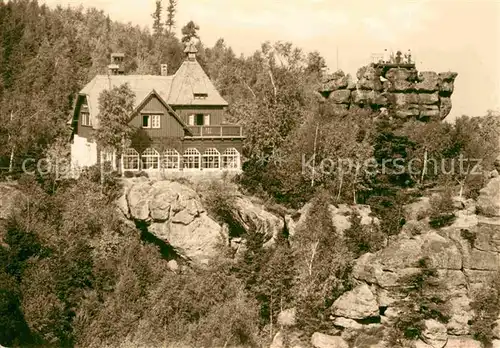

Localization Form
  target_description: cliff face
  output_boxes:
[319,65,458,121]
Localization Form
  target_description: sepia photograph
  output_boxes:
[0,0,499,347]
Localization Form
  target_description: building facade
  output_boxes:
[69,43,244,174]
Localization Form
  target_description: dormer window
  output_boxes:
[194,93,208,100]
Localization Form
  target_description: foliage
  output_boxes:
[428,190,456,228]
[181,20,200,43]
[202,180,245,237]
[391,258,450,343]
[344,215,386,257]
[165,0,177,35]
[93,83,136,154]
[470,273,500,345]
[151,0,164,36]
[291,192,353,334]
[460,228,477,248]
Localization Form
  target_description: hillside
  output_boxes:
[1,1,500,348]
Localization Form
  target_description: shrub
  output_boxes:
[203,181,245,237]
[292,192,353,334]
[461,229,477,248]
[392,258,450,341]
[428,190,456,228]
[470,273,500,345]
[344,215,386,257]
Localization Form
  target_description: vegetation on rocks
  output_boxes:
[0,0,499,347]
[390,258,450,344]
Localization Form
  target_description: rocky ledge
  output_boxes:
[318,66,458,122]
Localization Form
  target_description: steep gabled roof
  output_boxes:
[167,59,228,106]
[77,57,228,129]
[80,75,174,127]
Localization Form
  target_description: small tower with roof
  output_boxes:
[184,40,198,61]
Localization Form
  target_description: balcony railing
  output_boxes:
[187,125,244,138]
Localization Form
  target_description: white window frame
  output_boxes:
[188,114,195,126]
[162,149,180,170]
[222,148,240,170]
[151,115,161,128]
[141,148,160,170]
[202,148,220,169]
[81,112,91,126]
[142,114,161,129]
[183,148,201,170]
[123,148,140,171]
[204,114,210,126]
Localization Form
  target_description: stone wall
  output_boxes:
[318,65,458,122]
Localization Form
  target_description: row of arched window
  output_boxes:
[122,147,241,171]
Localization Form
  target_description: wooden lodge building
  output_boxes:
[69,43,245,173]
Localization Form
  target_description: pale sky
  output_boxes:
[40,0,500,120]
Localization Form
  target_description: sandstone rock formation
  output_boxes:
[119,178,224,264]
[117,178,286,263]
[477,176,500,217]
[319,64,458,122]
[331,283,379,320]
[287,203,380,238]
[325,176,500,343]
[310,332,348,348]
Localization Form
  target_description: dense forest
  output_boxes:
[1,0,499,347]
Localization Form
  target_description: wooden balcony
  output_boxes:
[186,125,245,138]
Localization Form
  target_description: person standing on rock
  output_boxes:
[383,48,390,63]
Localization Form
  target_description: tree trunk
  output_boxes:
[9,146,15,173]
[8,111,14,173]
[337,172,343,202]
[420,149,428,184]
[270,294,273,340]
[311,123,319,187]
[308,241,319,276]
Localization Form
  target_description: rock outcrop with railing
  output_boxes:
[318,64,458,121]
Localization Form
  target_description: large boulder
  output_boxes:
[421,319,448,348]
[391,93,418,106]
[270,331,306,348]
[419,105,440,119]
[330,283,379,319]
[310,332,348,348]
[231,196,284,245]
[438,72,458,97]
[120,179,224,263]
[328,89,351,104]
[394,104,421,119]
[416,71,439,92]
[385,68,417,92]
[320,70,350,92]
[439,97,453,119]
[357,66,383,91]
[444,337,481,348]
[477,176,500,217]
[418,92,440,105]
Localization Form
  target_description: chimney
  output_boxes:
[161,64,168,76]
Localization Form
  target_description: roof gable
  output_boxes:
[75,57,228,130]
[133,90,192,135]
[167,59,228,106]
